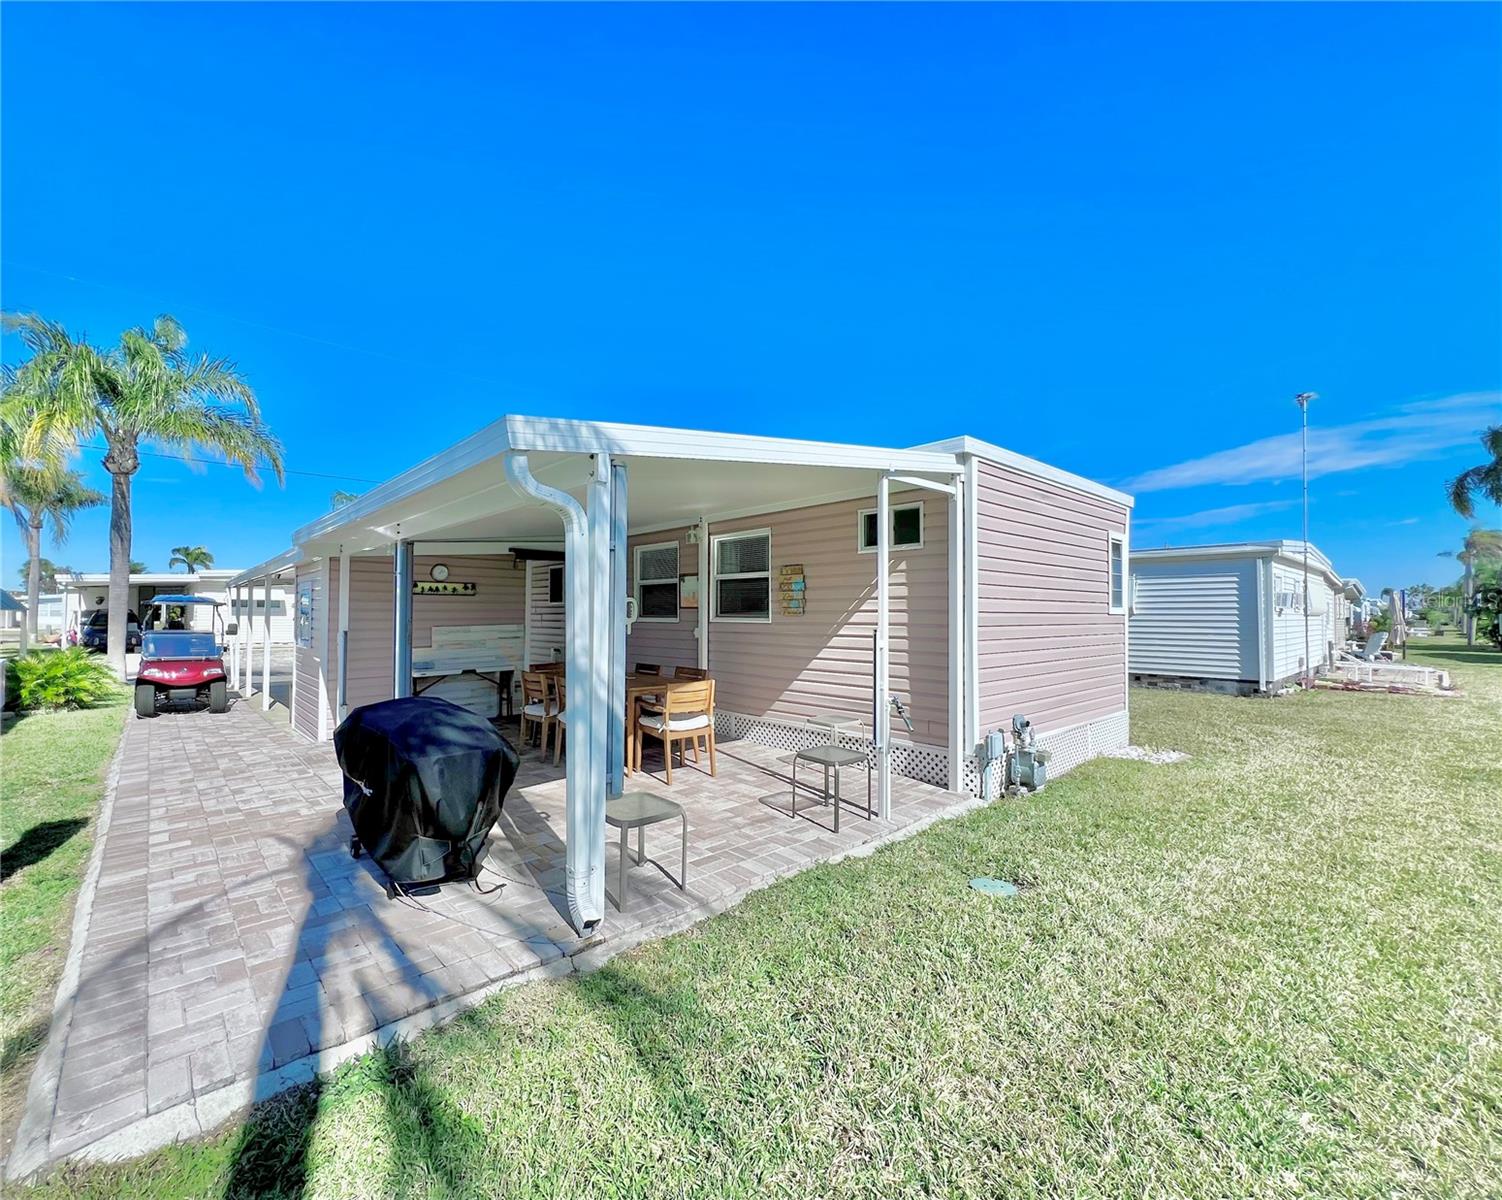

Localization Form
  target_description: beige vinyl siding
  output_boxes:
[292,561,326,741]
[707,494,949,747]
[626,529,697,672]
[330,554,527,721]
[341,557,396,712]
[975,461,1128,737]
[525,562,567,666]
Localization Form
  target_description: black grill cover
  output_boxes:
[334,696,519,887]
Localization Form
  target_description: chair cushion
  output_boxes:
[639,712,710,733]
[523,702,549,719]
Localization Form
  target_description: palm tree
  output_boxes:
[2,312,283,678]
[1447,426,1502,519]
[168,545,214,573]
[0,464,104,641]
[1439,528,1502,646]
[129,559,149,574]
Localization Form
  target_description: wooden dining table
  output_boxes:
[623,672,711,776]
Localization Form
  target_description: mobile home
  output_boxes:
[232,416,1133,930]
[1128,541,1358,694]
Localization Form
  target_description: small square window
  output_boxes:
[858,502,924,553]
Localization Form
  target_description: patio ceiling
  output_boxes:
[295,416,962,556]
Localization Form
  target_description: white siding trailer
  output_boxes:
[1129,541,1357,694]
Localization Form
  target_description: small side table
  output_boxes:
[791,746,871,833]
[605,792,688,912]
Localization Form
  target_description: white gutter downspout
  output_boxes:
[506,451,607,932]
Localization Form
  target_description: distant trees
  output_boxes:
[168,545,214,573]
[1439,529,1502,647]
[2,312,282,677]
[0,462,104,641]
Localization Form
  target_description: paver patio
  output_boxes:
[12,691,973,1174]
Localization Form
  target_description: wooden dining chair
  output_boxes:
[636,679,715,784]
[552,675,569,765]
[521,671,558,757]
[672,665,708,680]
[529,661,564,673]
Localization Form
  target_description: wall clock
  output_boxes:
[430,563,450,582]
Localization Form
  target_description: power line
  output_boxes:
[74,443,380,486]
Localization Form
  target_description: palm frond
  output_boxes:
[143,402,285,487]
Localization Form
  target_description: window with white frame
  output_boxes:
[635,541,680,621]
[712,529,771,621]
[1108,534,1126,614]
[858,502,924,553]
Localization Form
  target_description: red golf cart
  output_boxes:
[134,594,238,718]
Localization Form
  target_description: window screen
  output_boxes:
[713,531,771,620]
[636,543,679,620]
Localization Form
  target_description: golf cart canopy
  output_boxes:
[146,594,221,606]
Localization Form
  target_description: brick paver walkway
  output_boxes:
[14,694,972,1173]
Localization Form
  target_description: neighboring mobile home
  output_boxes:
[1128,541,1359,694]
[59,570,294,644]
[231,416,1133,930]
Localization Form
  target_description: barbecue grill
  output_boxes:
[334,696,520,898]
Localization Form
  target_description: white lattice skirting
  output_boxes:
[713,708,1130,797]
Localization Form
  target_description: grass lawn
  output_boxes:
[22,637,1502,1199]
[1,686,129,1154]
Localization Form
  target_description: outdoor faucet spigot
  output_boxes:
[889,695,914,733]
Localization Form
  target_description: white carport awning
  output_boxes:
[291,416,962,553]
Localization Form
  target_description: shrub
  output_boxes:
[6,648,117,711]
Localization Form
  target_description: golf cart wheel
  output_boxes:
[134,684,157,719]
[208,680,228,714]
[349,836,361,859]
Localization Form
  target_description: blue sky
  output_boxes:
[3,3,1498,593]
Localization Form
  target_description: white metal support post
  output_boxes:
[336,547,351,722]
[947,472,965,793]
[875,473,892,819]
[393,540,414,698]
[696,516,710,671]
[228,585,239,684]
[260,575,272,711]
[240,584,252,694]
[316,558,333,740]
[607,461,629,797]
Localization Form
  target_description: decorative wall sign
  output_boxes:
[679,573,700,609]
[413,580,477,596]
[778,564,806,615]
